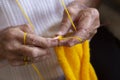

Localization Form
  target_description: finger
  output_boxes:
[32,55,50,63]
[88,15,100,39]
[58,36,81,47]
[17,31,59,48]
[77,8,99,30]
[58,15,92,46]
[25,33,59,48]
[18,24,34,34]
[58,8,100,47]
[7,55,25,66]
[56,7,77,36]
[9,59,25,66]
[6,53,23,61]
[76,8,100,40]
[58,13,91,47]
[88,29,97,39]
[18,45,50,58]
[56,2,87,36]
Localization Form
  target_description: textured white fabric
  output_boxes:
[0,0,73,80]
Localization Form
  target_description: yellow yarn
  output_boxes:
[16,0,98,80]
[16,0,34,30]
[16,1,45,80]
[54,0,98,80]
[31,64,45,80]
[59,0,77,31]
[23,32,28,65]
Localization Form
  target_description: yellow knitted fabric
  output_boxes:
[55,40,97,80]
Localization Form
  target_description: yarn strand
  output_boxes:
[15,0,45,80]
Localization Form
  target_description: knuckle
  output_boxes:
[80,29,89,40]
[67,5,82,15]
[67,7,76,16]
[22,24,29,29]
[27,34,36,45]
[30,49,49,58]
[31,49,39,57]
[66,40,74,47]
[5,28,19,39]
[26,24,33,30]
[45,39,51,47]
[5,41,19,52]
[88,8,99,17]
[67,7,73,13]
[23,24,28,27]
[7,28,16,36]
[23,24,34,33]
[44,38,57,48]
[80,8,99,18]
[61,21,70,29]
[80,10,91,18]
[5,43,14,51]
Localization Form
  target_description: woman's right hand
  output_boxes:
[0,24,58,66]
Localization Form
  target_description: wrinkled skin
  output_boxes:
[0,24,58,66]
[57,1,100,46]
[0,1,100,66]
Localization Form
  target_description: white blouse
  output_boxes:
[0,0,73,80]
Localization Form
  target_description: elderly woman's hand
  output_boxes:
[0,24,58,66]
[57,1,100,46]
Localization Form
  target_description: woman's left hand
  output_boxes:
[56,1,100,46]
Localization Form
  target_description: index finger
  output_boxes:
[25,34,59,48]
[58,36,82,47]
[17,32,59,48]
